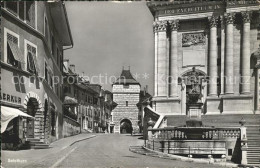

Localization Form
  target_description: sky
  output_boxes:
[64,1,154,94]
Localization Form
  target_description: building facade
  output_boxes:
[1,1,73,149]
[111,69,141,134]
[147,0,260,165]
[63,60,112,134]
[148,1,260,115]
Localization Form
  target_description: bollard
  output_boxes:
[168,140,170,154]
[153,139,154,150]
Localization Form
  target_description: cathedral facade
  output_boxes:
[148,1,260,115]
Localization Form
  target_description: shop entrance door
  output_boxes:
[26,98,38,138]
[27,118,34,138]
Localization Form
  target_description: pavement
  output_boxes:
[1,133,96,168]
[2,133,229,168]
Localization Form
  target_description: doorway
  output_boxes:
[26,98,38,138]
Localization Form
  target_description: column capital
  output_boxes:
[153,21,159,33]
[157,20,168,32]
[208,15,218,28]
[168,20,179,31]
[225,13,236,24]
[241,11,251,23]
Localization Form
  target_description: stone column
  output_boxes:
[241,11,251,94]
[208,16,218,96]
[157,21,168,97]
[153,21,159,97]
[239,119,248,165]
[169,20,179,97]
[220,16,225,95]
[225,13,235,94]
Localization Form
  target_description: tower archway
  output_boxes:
[120,118,132,134]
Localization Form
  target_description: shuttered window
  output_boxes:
[26,44,39,74]
[7,33,19,67]
[4,2,35,28]
[27,52,35,73]
[19,2,25,20]
[25,1,35,28]
[5,2,18,16]
[44,17,50,47]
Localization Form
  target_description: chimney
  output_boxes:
[144,85,148,96]
[70,64,75,73]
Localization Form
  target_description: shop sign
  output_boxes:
[0,93,22,104]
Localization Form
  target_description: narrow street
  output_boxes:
[2,134,223,168]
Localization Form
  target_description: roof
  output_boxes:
[48,2,73,46]
[113,69,140,85]
[75,83,99,95]
[253,48,260,58]
[137,91,152,106]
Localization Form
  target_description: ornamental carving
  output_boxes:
[225,13,235,24]
[182,32,206,47]
[157,20,168,31]
[220,16,225,25]
[153,21,159,33]
[209,16,218,28]
[242,11,251,23]
[168,20,179,31]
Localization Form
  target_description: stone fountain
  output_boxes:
[180,67,213,140]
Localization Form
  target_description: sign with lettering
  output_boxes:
[0,93,22,104]
[155,1,258,16]
[159,4,223,16]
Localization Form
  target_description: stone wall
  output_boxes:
[62,116,80,138]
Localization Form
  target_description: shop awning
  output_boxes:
[64,96,78,105]
[1,106,34,133]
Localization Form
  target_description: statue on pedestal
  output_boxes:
[187,67,202,104]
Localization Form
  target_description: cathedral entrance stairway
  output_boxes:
[247,125,260,166]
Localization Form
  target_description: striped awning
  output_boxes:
[64,96,78,105]
[8,41,25,63]
[1,106,34,133]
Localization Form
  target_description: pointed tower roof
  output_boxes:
[113,69,140,85]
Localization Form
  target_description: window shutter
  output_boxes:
[26,1,35,28]
[27,44,39,74]
[7,33,25,69]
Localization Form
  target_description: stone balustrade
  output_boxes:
[148,127,241,141]
[145,126,246,164]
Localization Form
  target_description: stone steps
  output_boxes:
[26,138,49,149]
[247,125,260,165]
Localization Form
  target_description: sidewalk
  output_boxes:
[1,133,96,168]
[129,146,239,168]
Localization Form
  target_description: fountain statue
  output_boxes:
[186,67,203,120]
